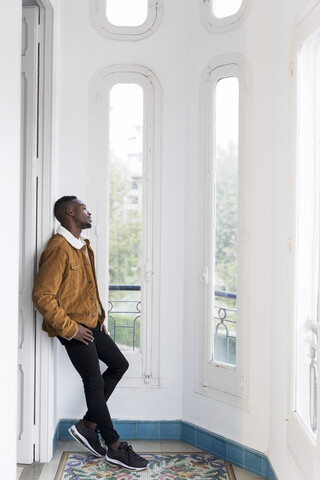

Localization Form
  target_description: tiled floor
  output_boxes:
[17,440,265,480]
[233,465,265,480]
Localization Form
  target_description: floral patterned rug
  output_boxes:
[55,451,236,480]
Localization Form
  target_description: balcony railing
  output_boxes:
[108,285,237,361]
[108,285,141,351]
[213,290,237,365]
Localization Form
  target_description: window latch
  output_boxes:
[145,262,153,282]
[201,266,209,284]
[144,370,152,384]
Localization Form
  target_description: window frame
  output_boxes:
[91,0,162,41]
[200,0,249,33]
[196,54,250,406]
[287,1,320,474]
[89,64,162,387]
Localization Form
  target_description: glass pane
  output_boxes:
[109,83,143,351]
[213,77,239,365]
[212,0,242,19]
[295,29,320,437]
[106,0,148,27]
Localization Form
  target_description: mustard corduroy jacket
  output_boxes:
[32,234,106,339]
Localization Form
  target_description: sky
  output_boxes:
[109,83,143,160]
[106,0,243,26]
[106,0,148,27]
[109,77,239,159]
[212,0,242,19]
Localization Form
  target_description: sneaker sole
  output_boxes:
[105,455,148,471]
[68,425,105,458]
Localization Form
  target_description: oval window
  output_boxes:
[92,0,162,40]
[201,0,248,32]
[106,0,148,27]
[212,0,243,19]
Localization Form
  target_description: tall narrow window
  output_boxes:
[91,0,162,40]
[201,0,248,32]
[295,28,320,437]
[213,77,239,365]
[197,56,249,404]
[89,65,161,386]
[108,84,143,351]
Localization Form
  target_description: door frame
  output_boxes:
[20,0,55,463]
[36,0,55,463]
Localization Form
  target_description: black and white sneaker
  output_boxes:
[69,420,106,457]
[105,442,149,470]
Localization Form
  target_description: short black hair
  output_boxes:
[54,195,77,222]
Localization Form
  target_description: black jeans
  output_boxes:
[58,323,129,447]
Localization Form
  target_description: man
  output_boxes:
[32,195,148,471]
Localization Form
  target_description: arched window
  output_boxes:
[197,55,250,404]
[91,0,162,40]
[89,65,161,386]
[201,0,249,33]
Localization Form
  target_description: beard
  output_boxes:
[83,222,92,229]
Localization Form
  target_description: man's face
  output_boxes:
[71,199,92,229]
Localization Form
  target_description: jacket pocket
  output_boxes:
[69,263,80,290]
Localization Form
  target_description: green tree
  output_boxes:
[213,142,238,363]
[215,142,238,293]
[108,153,142,349]
[109,153,142,287]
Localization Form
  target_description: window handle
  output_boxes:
[201,266,209,284]
[145,262,153,282]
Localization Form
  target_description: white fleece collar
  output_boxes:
[56,225,88,250]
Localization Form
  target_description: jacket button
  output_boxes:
[91,296,94,300]
[93,313,96,317]
[75,265,78,269]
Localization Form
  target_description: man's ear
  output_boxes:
[65,208,74,217]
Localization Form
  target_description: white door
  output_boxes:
[18,5,40,464]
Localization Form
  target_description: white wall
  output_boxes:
[0,2,21,477]
[183,0,273,452]
[267,0,306,478]
[183,0,305,479]
[0,0,313,475]
[55,0,186,421]
[52,1,313,478]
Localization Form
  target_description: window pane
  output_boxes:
[213,77,239,365]
[212,0,242,19]
[295,29,320,436]
[106,0,148,27]
[109,84,143,351]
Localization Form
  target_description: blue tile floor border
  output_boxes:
[56,419,278,479]
[52,423,59,454]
